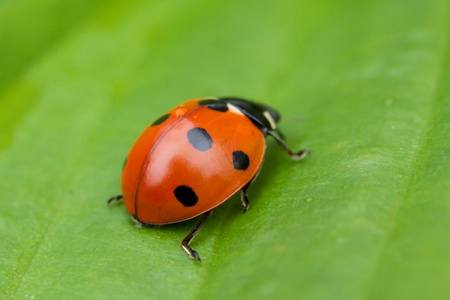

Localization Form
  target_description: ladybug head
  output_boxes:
[219,97,281,133]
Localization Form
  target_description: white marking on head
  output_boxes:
[227,104,244,115]
[263,111,277,129]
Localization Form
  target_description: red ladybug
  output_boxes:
[108,97,308,261]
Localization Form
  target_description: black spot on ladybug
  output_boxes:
[174,185,198,207]
[199,99,229,112]
[233,151,250,170]
[208,103,228,112]
[187,127,212,151]
[151,114,170,126]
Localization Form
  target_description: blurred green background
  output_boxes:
[1,0,449,299]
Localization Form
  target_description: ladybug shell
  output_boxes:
[121,99,266,225]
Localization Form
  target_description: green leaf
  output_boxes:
[1,0,449,299]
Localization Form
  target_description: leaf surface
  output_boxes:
[1,0,449,299]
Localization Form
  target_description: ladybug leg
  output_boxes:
[241,183,250,213]
[266,130,309,160]
[181,210,212,261]
[107,195,123,206]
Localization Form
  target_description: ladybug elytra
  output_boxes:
[108,97,308,261]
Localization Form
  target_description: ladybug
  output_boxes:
[108,97,308,261]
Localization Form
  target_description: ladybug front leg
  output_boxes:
[266,130,309,160]
[107,195,123,205]
[181,210,212,261]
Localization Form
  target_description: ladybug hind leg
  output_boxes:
[266,130,309,160]
[107,194,123,205]
[181,210,212,261]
